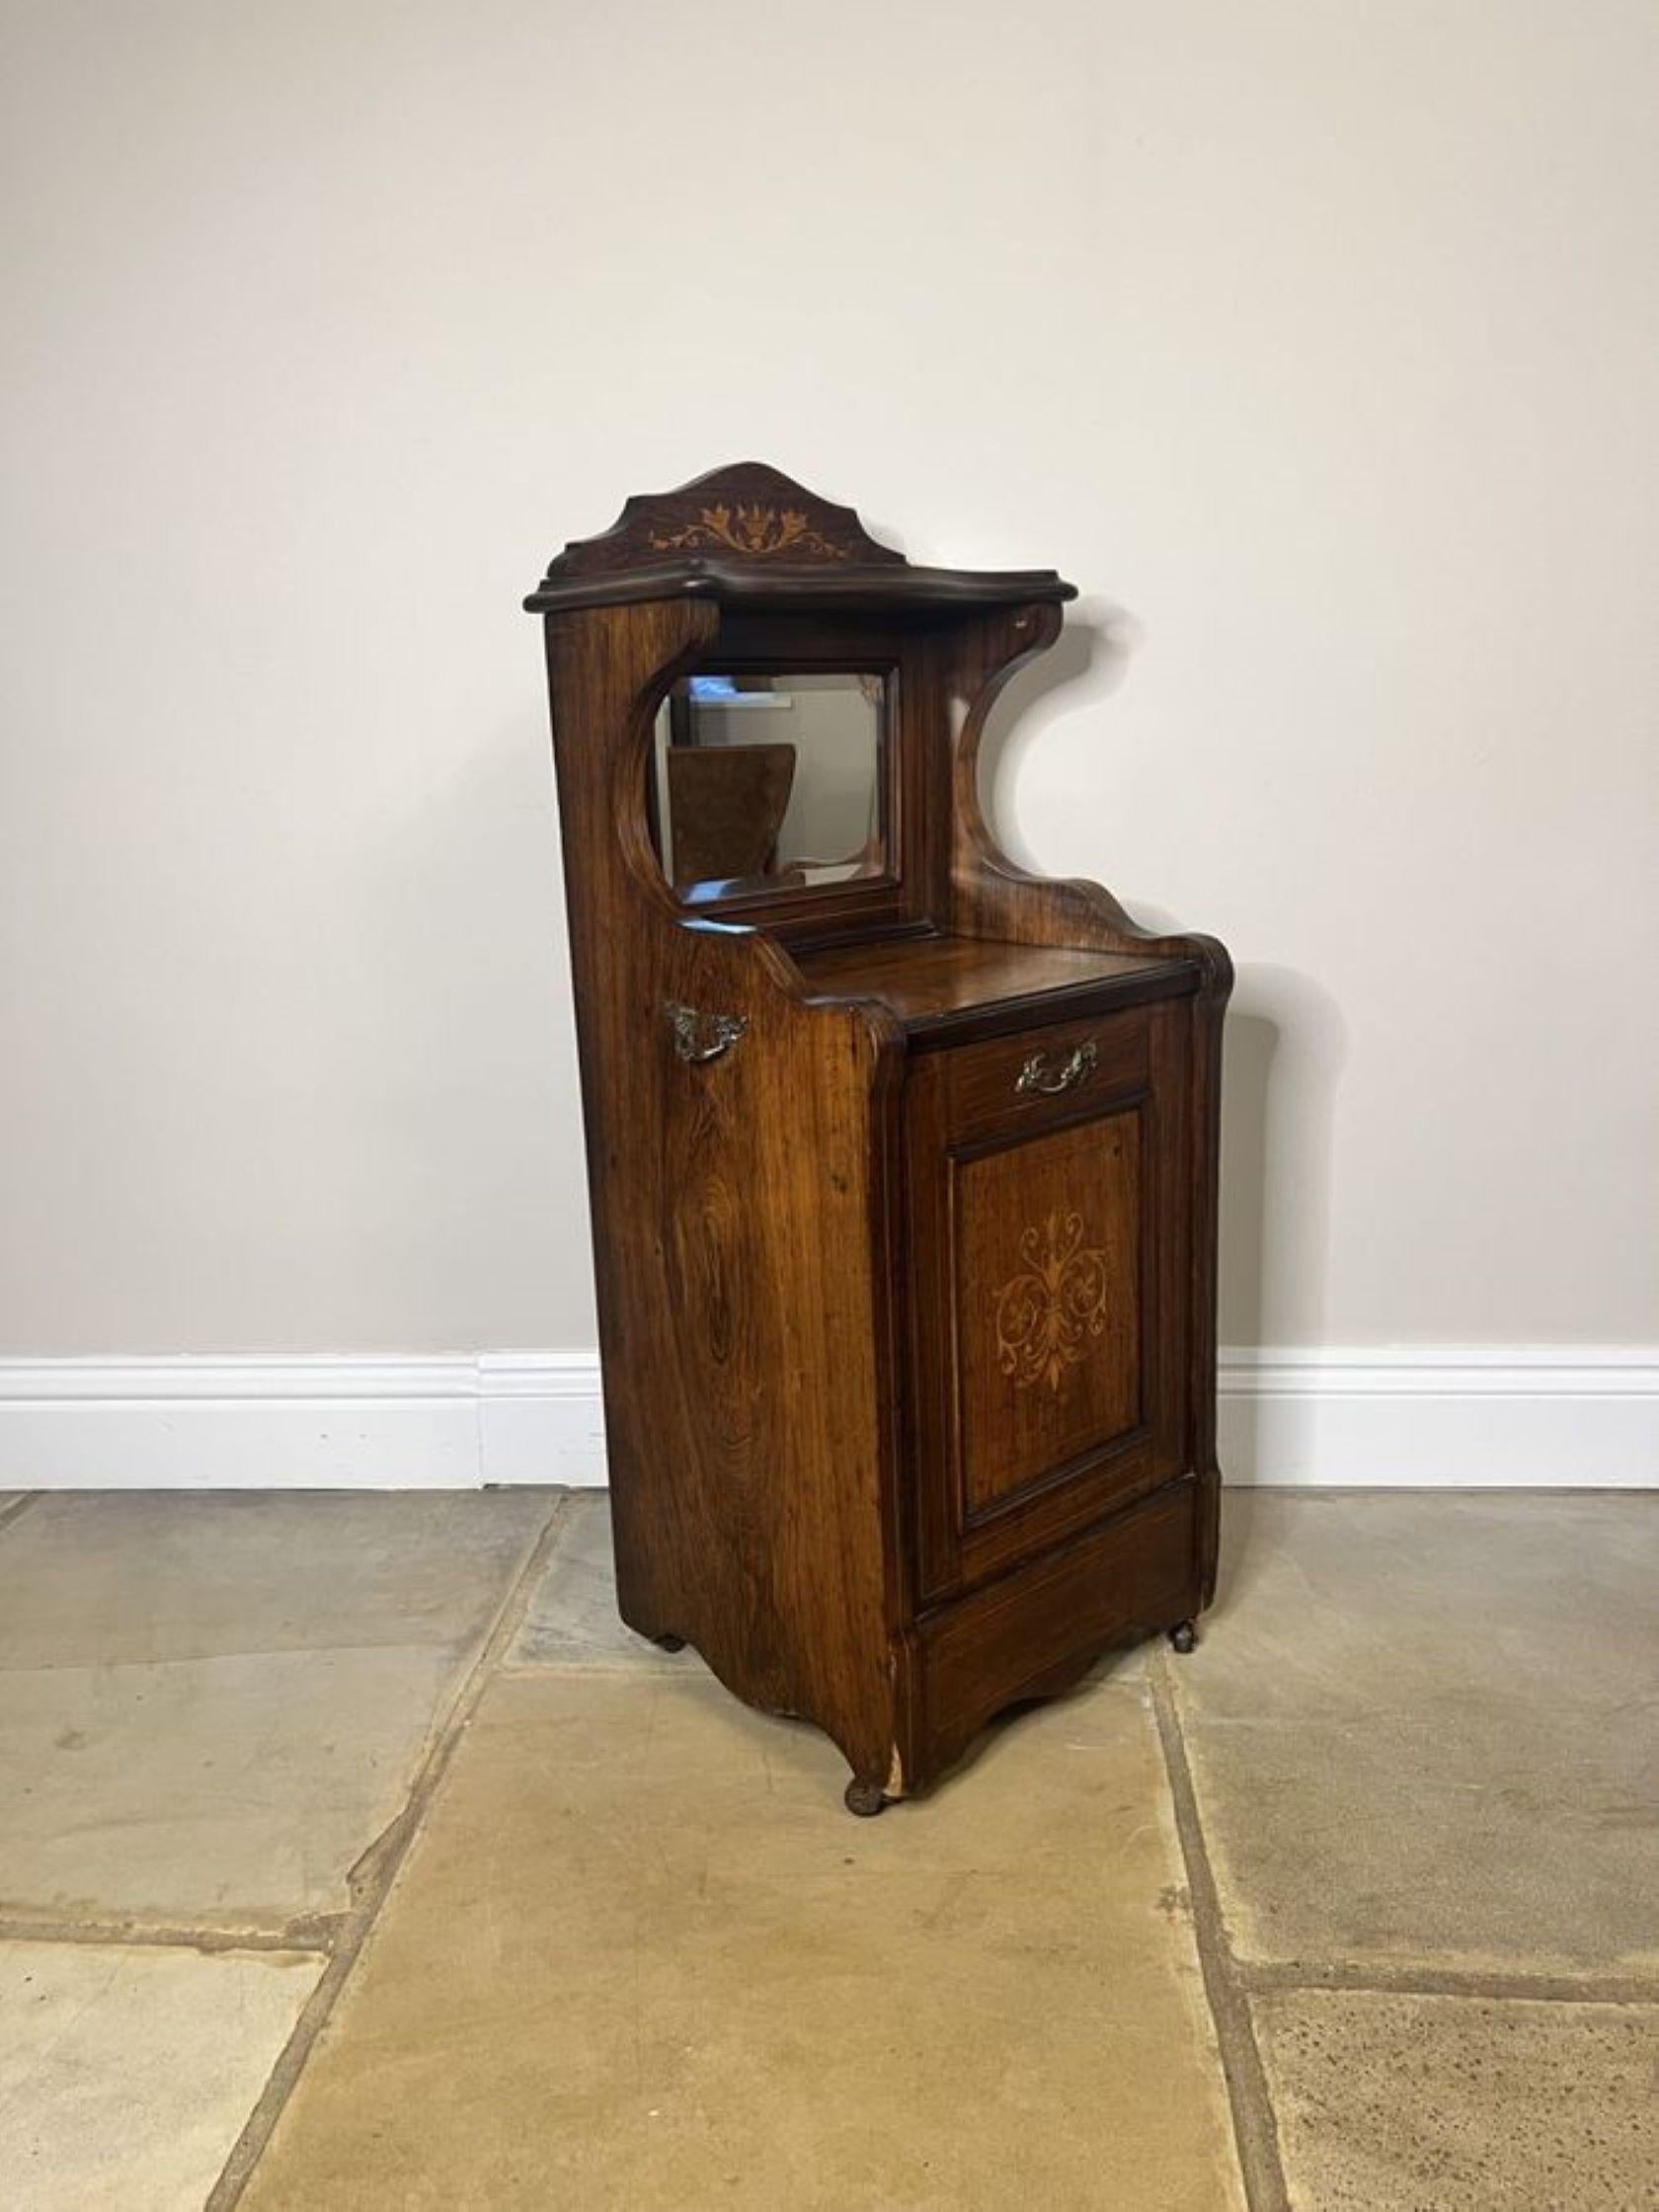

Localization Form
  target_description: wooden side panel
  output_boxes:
[543,600,908,1790]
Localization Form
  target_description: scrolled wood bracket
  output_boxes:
[667,1002,749,1065]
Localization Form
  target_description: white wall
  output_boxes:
[3,0,1656,1372]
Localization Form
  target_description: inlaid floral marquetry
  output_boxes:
[993,1208,1111,1392]
[530,462,909,592]
[648,504,852,560]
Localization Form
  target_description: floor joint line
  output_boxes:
[202,1489,573,2212]
[0,1912,340,1956]
[1237,1956,1659,2007]
[1149,1649,1291,2212]
[0,1492,40,1539]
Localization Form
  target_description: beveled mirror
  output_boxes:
[650,670,888,907]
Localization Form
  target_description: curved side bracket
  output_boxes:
[942,600,1232,997]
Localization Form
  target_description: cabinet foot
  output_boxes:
[1168,1620,1197,1655]
[843,1778,887,1818]
[652,1633,686,1652]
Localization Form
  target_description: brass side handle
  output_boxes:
[668,1002,748,1065]
[1015,1040,1098,1097]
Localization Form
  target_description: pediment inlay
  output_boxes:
[541,462,907,581]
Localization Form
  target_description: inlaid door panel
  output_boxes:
[960,1110,1142,1515]
[906,1000,1190,1604]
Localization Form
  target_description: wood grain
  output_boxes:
[528,469,1230,1807]
[960,1109,1143,1511]
[541,596,907,1790]
[793,932,1196,1043]
[904,1000,1189,1605]
[525,462,1074,616]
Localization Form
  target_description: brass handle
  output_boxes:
[668,1002,748,1065]
[1015,1040,1098,1096]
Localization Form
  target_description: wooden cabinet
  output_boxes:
[904,999,1191,1607]
[525,466,1230,1813]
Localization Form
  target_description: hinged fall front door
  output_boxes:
[905,1001,1191,1605]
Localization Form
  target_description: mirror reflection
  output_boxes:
[651,671,887,905]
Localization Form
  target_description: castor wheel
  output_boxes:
[653,1632,685,1651]
[1168,1620,1197,1655]
[843,1778,887,1818]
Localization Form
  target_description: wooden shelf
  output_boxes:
[792,933,1199,1048]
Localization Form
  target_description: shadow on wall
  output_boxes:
[1218,967,1347,1485]
[976,607,1349,1494]
[977,595,1138,872]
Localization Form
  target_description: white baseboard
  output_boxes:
[1218,1348,1658,1488]
[0,1354,607,1490]
[0,1348,1652,1491]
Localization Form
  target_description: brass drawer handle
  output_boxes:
[668,1002,748,1065]
[1015,1040,1098,1096]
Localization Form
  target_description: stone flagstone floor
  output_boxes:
[0,1485,1654,2208]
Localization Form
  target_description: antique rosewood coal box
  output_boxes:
[525,466,1230,1813]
